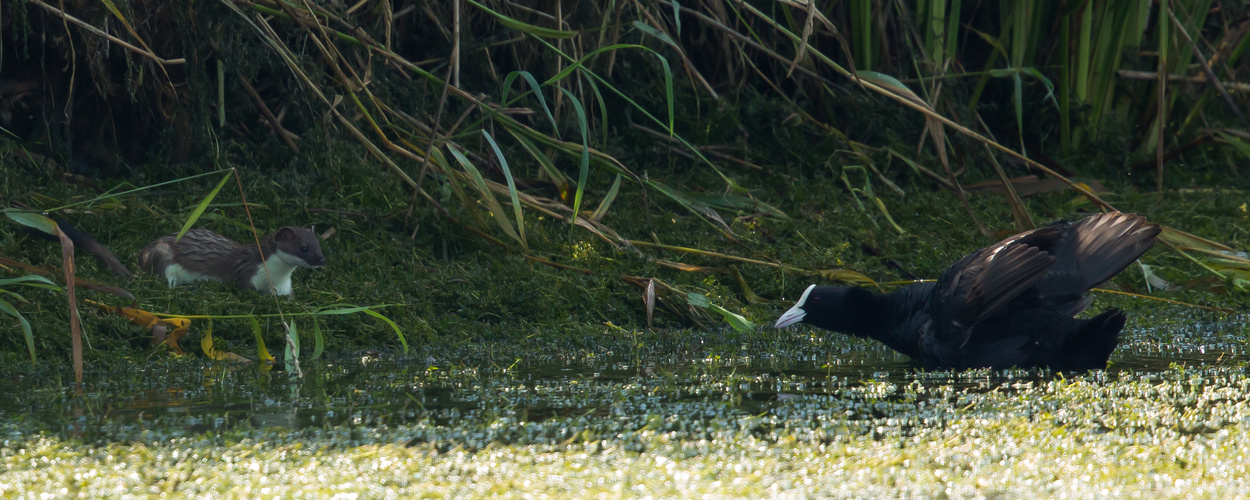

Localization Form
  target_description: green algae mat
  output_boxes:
[2,306,1248,498]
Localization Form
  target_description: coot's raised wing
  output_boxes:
[927,226,1060,347]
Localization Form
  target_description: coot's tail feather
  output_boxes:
[1050,308,1125,371]
[1027,212,1160,312]
[1069,213,1161,289]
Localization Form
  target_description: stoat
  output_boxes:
[139,227,325,296]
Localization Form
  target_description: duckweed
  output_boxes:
[1,306,1248,497]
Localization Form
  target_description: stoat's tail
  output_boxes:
[25,219,135,278]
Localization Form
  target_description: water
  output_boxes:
[2,308,1242,444]
[4,311,1250,497]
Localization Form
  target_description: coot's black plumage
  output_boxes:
[775,212,1161,370]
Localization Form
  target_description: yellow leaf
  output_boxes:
[201,319,252,363]
[88,299,192,353]
[814,268,878,286]
[162,317,191,354]
[251,316,275,364]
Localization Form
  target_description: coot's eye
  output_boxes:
[301,245,309,253]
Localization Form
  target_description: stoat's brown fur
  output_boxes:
[140,227,325,296]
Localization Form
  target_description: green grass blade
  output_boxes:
[965,26,1008,110]
[871,196,906,235]
[669,0,681,34]
[315,305,376,315]
[583,76,610,145]
[944,0,962,62]
[1076,0,1092,102]
[312,319,325,360]
[686,292,756,333]
[709,304,755,333]
[176,169,234,242]
[0,289,31,303]
[501,71,558,136]
[855,0,873,69]
[686,292,710,308]
[0,297,36,364]
[0,275,59,288]
[557,87,591,234]
[464,0,575,38]
[362,308,408,353]
[46,169,232,212]
[1013,71,1025,156]
[523,40,759,223]
[482,130,527,248]
[632,20,677,47]
[928,0,946,63]
[542,43,649,84]
[1021,67,1059,109]
[4,210,57,236]
[432,148,489,229]
[1216,132,1250,160]
[591,174,622,221]
[537,42,683,174]
[1010,0,1027,66]
[643,179,731,232]
[538,42,674,134]
[856,71,930,109]
[658,54,675,135]
[446,144,523,247]
[285,319,299,365]
[505,126,570,191]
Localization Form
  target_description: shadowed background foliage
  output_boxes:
[1,0,1248,365]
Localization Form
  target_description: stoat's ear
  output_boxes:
[274,226,298,241]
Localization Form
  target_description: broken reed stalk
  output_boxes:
[53,226,84,394]
[236,75,301,154]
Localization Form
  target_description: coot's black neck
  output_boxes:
[819,287,888,338]
[839,285,929,360]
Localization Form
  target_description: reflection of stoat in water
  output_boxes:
[139,227,325,296]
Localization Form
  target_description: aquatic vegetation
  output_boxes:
[1,311,1247,496]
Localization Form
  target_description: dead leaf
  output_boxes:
[87,299,193,353]
[201,320,254,363]
[644,279,656,328]
[815,268,878,286]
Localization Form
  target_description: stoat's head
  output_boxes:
[272,226,326,267]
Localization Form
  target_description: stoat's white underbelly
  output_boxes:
[248,253,298,296]
[163,252,300,296]
[164,264,214,287]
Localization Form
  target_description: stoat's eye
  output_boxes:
[300,246,309,253]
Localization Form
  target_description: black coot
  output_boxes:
[774,212,1161,370]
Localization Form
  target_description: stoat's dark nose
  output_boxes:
[313,255,326,266]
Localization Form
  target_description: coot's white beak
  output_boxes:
[774,284,816,328]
